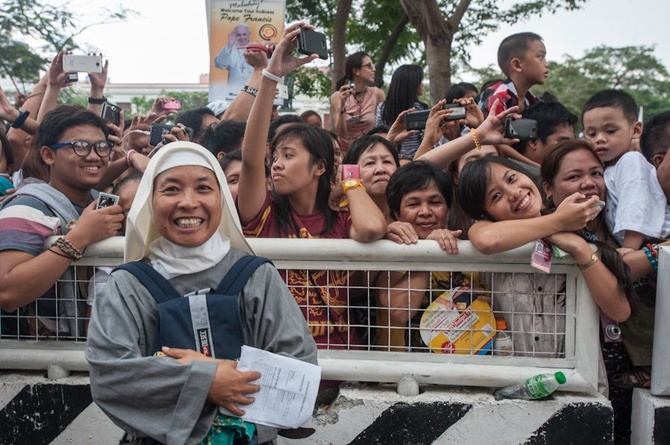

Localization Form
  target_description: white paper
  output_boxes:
[219,346,321,429]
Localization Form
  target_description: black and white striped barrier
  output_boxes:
[278,384,613,445]
[1,375,613,444]
[632,389,670,445]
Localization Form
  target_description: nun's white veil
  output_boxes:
[125,141,253,277]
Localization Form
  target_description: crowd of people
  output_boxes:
[0,23,666,443]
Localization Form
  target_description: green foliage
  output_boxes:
[288,67,332,101]
[162,91,210,111]
[0,0,133,93]
[536,46,670,123]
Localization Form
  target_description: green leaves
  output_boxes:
[0,0,133,93]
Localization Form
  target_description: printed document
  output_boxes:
[220,346,321,428]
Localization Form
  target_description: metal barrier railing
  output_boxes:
[0,236,601,394]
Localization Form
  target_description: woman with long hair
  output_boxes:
[375,64,427,161]
[237,23,386,349]
[330,51,385,153]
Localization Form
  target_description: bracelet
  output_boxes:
[51,237,84,261]
[469,128,481,150]
[126,149,137,168]
[88,96,107,104]
[48,247,72,260]
[578,253,599,270]
[241,85,258,97]
[643,246,659,272]
[11,110,30,129]
[646,243,659,259]
[261,69,282,82]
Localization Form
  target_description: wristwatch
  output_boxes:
[342,178,364,193]
[88,96,107,104]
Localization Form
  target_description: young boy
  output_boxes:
[478,32,550,117]
[582,90,670,251]
[640,110,670,203]
[0,105,124,337]
[519,101,577,165]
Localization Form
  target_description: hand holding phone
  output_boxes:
[162,99,181,111]
[150,124,173,146]
[297,28,328,60]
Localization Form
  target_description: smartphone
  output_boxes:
[297,28,328,60]
[96,192,119,209]
[150,124,173,146]
[444,103,466,121]
[100,101,121,126]
[66,72,79,83]
[341,164,360,181]
[405,110,430,130]
[504,118,538,141]
[162,99,181,111]
[62,54,103,73]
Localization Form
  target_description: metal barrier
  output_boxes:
[652,246,669,395]
[0,236,602,394]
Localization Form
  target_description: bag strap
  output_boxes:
[216,255,273,295]
[115,262,182,303]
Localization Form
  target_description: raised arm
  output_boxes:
[237,23,318,224]
[222,49,268,122]
[37,51,72,123]
[418,100,520,167]
[468,193,601,254]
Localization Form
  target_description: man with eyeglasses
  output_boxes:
[0,105,124,338]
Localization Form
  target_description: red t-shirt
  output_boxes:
[241,192,363,349]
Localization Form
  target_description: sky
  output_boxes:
[68,0,670,85]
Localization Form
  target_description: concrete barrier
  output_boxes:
[631,389,670,445]
[0,373,612,445]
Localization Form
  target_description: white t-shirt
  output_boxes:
[604,151,670,244]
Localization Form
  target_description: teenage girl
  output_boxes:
[237,23,386,349]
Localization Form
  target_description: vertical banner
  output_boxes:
[207,0,286,103]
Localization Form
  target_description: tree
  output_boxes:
[400,0,587,103]
[535,45,670,122]
[0,0,133,94]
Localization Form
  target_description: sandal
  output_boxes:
[612,366,652,389]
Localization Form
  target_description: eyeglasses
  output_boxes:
[50,140,114,158]
[361,62,374,69]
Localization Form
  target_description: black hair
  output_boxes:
[38,105,110,149]
[270,123,337,237]
[380,64,425,126]
[366,125,390,136]
[199,120,246,157]
[522,101,577,144]
[299,110,322,125]
[582,89,638,125]
[497,32,543,77]
[268,114,302,142]
[112,171,143,196]
[445,82,479,103]
[641,110,670,162]
[335,51,370,90]
[176,107,216,141]
[386,161,452,219]
[0,128,12,171]
[342,134,400,167]
[457,156,535,221]
[219,149,242,173]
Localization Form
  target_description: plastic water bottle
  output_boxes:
[494,371,566,401]
[493,319,513,356]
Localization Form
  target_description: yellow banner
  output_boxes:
[207,0,286,102]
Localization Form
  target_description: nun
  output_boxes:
[86,141,316,445]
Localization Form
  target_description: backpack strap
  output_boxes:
[215,255,273,295]
[115,262,182,303]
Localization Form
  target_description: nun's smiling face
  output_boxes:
[152,166,222,247]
